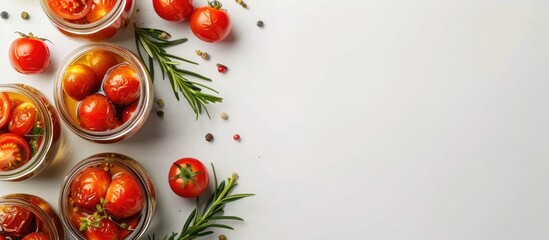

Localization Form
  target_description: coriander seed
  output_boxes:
[159,32,170,40]
[1,11,8,19]
[21,11,29,20]
[220,112,229,120]
[257,20,264,28]
[156,98,165,108]
[205,133,214,142]
[218,235,227,240]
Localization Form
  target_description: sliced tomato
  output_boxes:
[0,206,35,238]
[0,93,13,130]
[0,133,32,171]
[48,0,93,20]
[104,172,143,219]
[8,102,38,136]
[70,168,112,211]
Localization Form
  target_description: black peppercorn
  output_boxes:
[205,133,214,142]
[1,11,9,20]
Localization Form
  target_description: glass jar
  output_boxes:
[0,193,65,239]
[0,84,65,181]
[39,0,135,41]
[53,42,153,143]
[59,153,156,240]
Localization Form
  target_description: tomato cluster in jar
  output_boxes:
[61,50,141,132]
[0,195,60,240]
[47,0,116,24]
[67,163,143,239]
[0,93,45,172]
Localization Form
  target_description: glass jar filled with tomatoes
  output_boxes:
[0,193,65,239]
[0,84,65,181]
[54,43,153,143]
[59,153,156,240]
[39,0,135,41]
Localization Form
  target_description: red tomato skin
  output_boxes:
[22,232,50,240]
[84,219,120,240]
[48,0,93,20]
[103,64,141,106]
[9,38,50,74]
[168,158,209,198]
[190,6,231,43]
[118,215,139,239]
[78,94,116,131]
[63,64,100,101]
[153,0,194,22]
[104,172,144,219]
[85,50,119,81]
[121,101,138,124]
[0,206,35,238]
[87,0,117,23]
[0,93,13,130]
[0,133,32,171]
[8,103,38,136]
[70,168,112,212]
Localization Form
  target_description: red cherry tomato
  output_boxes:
[190,3,231,42]
[9,33,50,74]
[85,50,118,81]
[22,232,50,240]
[153,0,194,22]
[78,94,116,131]
[70,168,112,212]
[0,133,32,171]
[0,206,35,237]
[121,101,138,124]
[168,158,209,198]
[8,103,38,136]
[48,0,93,20]
[87,0,117,23]
[84,218,120,240]
[0,93,13,129]
[118,216,139,239]
[63,64,100,101]
[104,172,143,219]
[103,64,141,106]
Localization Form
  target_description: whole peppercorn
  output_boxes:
[216,63,228,73]
[205,133,214,142]
[218,235,227,240]
[1,11,9,19]
[156,98,165,108]
[157,110,164,117]
[21,11,29,20]
[233,134,241,141]
[257,20,264,28]
[220,112,229,120]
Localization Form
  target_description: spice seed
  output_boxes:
[233,134,241,141]
[21,11,29,20]
[157,110,164,117]
[1,11,8,20]
[257,20,264,28]
[220,112,228,120]
[218,235,227,240]
[156,98,165,108]
[205,133,214,142]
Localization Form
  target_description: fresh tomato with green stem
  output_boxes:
[168,157,209,198]
[48,0,93,20]
[9,32,51,74]
[78,94,116,131]
[8,102,38,137]
[62,64,100,101]
[0,133,32,171]
[103,63,141,106]
[0,93,13,129]
[153,0,194,22]
[189,1,231,43]
[83,218,120,240]
[104,172,144,219]
[85,50,118,80]
[22,232,50,240]
[70,168,112,212]
[0,206,35,237]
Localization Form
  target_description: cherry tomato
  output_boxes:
[168,158,209,198]
[0,93,13,130]
[84,218,120,240]
[153,0,194,22]
[104,172,143,219]
[190,3,231,43]
[78,94,116,131]
[87,0,117,23]
[103,64,140,106]
[22,232,50,240]
[85,50,118,81]
[63,64,100,101]
[0,235,4,240]
[0,133,32,171]
[0,206,35,237]
[70,168,112,211]
[8,103,38,137]
[118,216,139,239]
[121,101,138,123]
[9,33,50,74]
[48,0,93,20]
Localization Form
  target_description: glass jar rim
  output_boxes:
[59,153,155,240]
[0,84,57,181]
[53,42,153,143]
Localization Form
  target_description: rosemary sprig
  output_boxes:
[134,26,223,119]
[150,164,254,240]
[28,113,44,155]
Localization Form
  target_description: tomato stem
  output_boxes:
[208,0,223,9]
[14,32,53,44]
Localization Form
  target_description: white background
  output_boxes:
[1,0,549,239]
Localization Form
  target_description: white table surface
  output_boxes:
[1,0,549,239]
